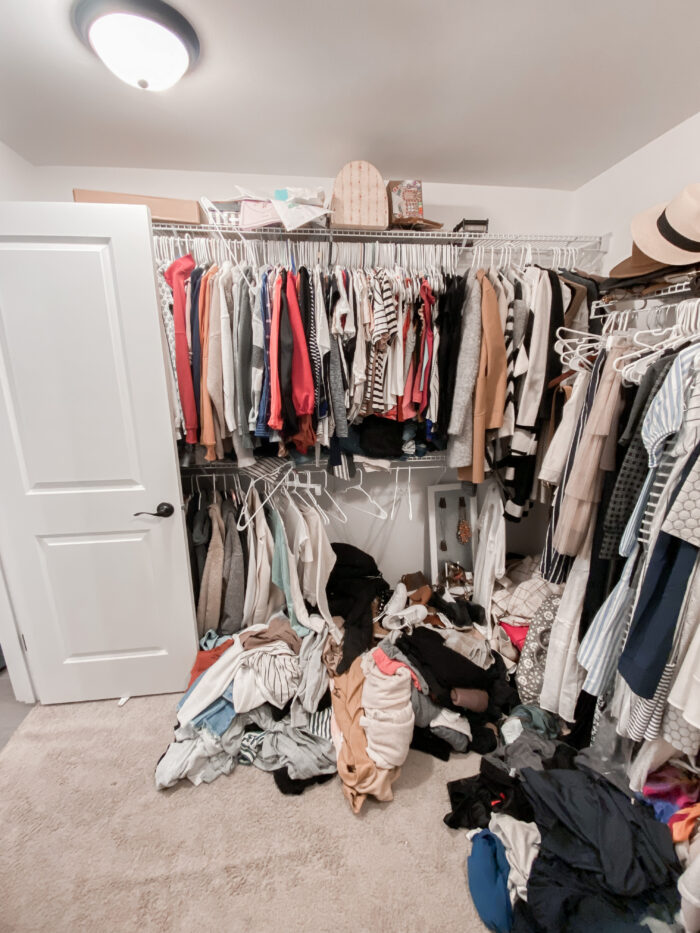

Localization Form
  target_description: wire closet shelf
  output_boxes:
[152,222,603,250]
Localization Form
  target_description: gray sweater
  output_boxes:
[447,270,482,468]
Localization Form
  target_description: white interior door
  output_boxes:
[0,202,197,704]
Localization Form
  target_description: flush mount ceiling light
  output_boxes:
[72,0,199,91]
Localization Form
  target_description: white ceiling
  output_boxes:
[2,0,700,189]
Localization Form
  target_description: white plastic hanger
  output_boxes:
[390,465,417,521]
[319,471,348,523]
[343,468,388,519]
[236,463,294,531]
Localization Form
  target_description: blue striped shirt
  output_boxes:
[578,545,639,696]
[642,343,698,467]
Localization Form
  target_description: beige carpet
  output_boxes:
[0,695,487,933]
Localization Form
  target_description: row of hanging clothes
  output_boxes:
[473,289,700,781]
[153,230,604,479]
[182,462,347,645]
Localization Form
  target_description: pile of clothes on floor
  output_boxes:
[444,706,697,932]
[155,543,519,812]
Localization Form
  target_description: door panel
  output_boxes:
[0,203,197,703]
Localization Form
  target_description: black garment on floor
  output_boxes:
[272,768,335,796]
[466,722,498,755]
[410,727,451,761]
[396,626,496,707]
[358,416,404,459]
[427,591,484,627]
[443,757,534,830]
[397,628,518,718]
[326,543,389,675]
[513,766,681,933]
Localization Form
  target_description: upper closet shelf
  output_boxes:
[150,222,603,250]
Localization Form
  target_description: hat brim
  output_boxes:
[608,246,668,278]
[631,202,700,266]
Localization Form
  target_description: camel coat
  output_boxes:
[458,270,507,484]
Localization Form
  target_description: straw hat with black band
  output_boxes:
[631,183,700,266]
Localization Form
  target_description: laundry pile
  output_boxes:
[443,712,687,932]
[158,253,603,482]
[155,543,521,813]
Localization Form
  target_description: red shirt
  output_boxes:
[164,255,197,442]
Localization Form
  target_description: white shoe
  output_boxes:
[385,603,428,630]
[383,582,408,618]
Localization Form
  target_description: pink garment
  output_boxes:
[401,359,418,420]
[411,282,435,408]
[500,622,529,652]
[372,647,421,690]
[644,765,700,810]
[418,282,435,413]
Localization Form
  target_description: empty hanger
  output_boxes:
[343,468,387,519]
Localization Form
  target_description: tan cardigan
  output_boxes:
[458,270,507,484]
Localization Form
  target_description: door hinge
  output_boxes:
[20,633,27,652]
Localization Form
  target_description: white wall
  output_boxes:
[23,163,575,235]
[572,111,700,270]
[0,141,33,200]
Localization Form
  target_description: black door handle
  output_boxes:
[133,502,175,518]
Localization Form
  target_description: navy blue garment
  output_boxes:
[618,444,700,699]
[617,531,697,698]
[255,272,272,438]
[189,267,204,424]
[512,766,680,933]
[467,830,513,933]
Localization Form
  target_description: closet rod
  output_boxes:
[179,453,449,476]
[151,222,603,250]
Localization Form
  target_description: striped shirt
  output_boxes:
[642,343,699,467]
[499,289,516,440]
[371,269,397,343]
[578,546,639,697]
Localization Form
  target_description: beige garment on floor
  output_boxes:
[322,625,344,676]
[239,613,302,654]
[196,493,226,637]
[553,345,627,556]
[331,656,400,814]
[458,270,507,484]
